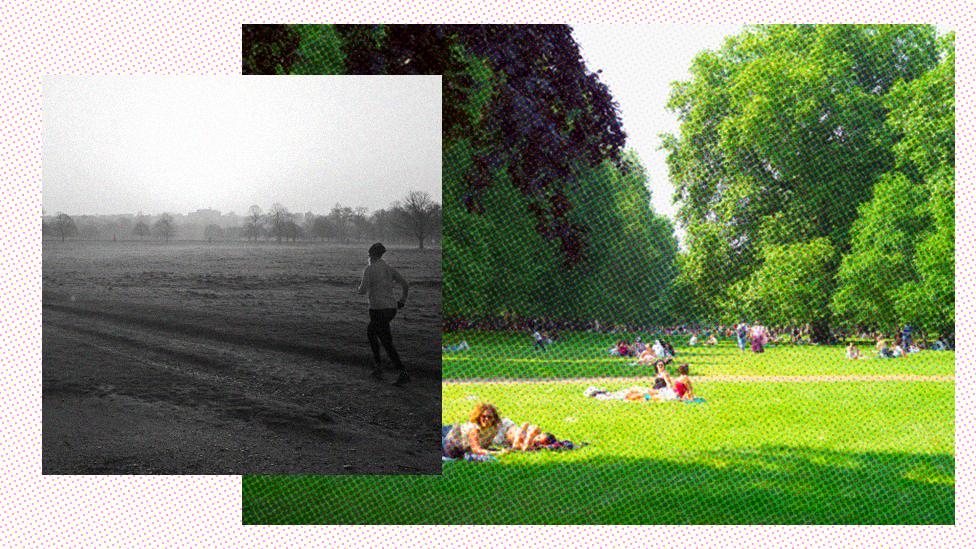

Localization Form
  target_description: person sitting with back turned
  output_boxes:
[358,242,410,386]
[673,363,696,401]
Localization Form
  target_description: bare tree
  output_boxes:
[244,205,263,241]
[392,191,440,249]
[53,213,78,242]
[328,204,355,243]
[79,221,101,241]
[267,203,293,243]
[133,219,151,240]
[281,220,303,242]
[370,208,396,242]
[153,213,176,243]
[204,224,224,242]
[310,215,333,241]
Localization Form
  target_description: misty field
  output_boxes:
[42,240,441,474]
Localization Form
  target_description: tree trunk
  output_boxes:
[810,319,832,344]
[418,236,425,250]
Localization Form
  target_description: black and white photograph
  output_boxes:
[41,76,443,474]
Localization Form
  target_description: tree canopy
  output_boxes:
[663,25,950,337]
[244,24,954,336]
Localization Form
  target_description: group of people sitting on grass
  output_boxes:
[532,329,556,351]
[441,402,569,460]
[687,333,719,347]
[608,338,676,360]
[844,330,953,360]
[585,362,698,403]
[873,336,920,358]
[687,322,770,353]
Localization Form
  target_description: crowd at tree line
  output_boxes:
[43,190,441,249]
[443,316,953,352]
[244,24,954,341]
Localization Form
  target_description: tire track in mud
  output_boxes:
[46,325,343,440]
[45,312,430,433]
[44,305,440,469]
[43,300,440,379]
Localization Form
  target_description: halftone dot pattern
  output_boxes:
[241,22,964,527]
[0,0,971,545]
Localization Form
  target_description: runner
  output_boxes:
[357,242,410,386]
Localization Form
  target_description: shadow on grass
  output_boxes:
[242,445,953,524]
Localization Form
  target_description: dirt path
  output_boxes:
[442,374,955,385]
[43,302,440,475]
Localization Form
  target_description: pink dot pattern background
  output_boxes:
[0,0,972,545]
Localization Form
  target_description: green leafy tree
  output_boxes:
[738,238,837,334]
[834,32,954,337]
[663,25,940,320]
[831,173,929,330]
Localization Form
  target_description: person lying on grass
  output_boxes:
[442,402,503,459]
[610,340,640,357]
[492,418,557,453]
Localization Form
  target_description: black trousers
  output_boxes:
[368,308,403,372]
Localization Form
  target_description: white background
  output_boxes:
[0,0,970,545]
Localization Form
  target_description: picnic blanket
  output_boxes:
[531,440,588,452]
[442,341,471,352]
[442,453,497,463]
[584,385,705,404]
[441,425,586,460]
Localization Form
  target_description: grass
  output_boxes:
[243,335,955,524]
[442,331,954,379]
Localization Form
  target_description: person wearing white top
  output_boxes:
[358,242,410,385]
[652,340,666,358]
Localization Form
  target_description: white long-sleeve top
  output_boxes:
[357,258,408,310]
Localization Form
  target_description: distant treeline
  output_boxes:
[43,190,441,248]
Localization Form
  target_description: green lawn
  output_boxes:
[442,331,954,379]
[243,337,954,524]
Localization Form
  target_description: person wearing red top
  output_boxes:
[673,363,695,400]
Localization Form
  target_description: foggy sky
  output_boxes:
[43,76,442,216]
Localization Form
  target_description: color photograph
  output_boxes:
[242,24,954,524]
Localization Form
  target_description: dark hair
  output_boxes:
[541,432,557,445]
[678,363,690,376]
[368,242,386,257]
